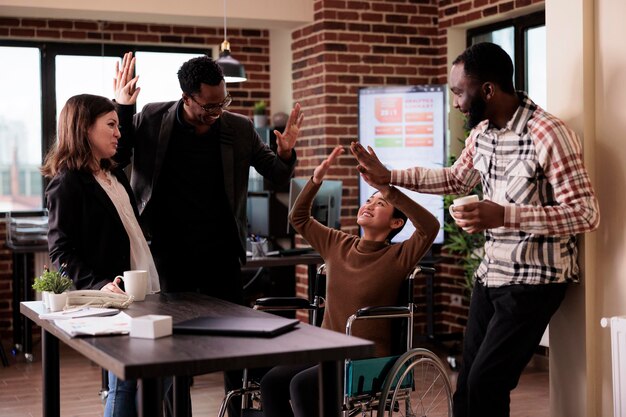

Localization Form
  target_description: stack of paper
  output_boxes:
[52,312,132,337]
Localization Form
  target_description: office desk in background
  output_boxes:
[6,241,48,362]
[245,252,324,305]
[21,293,374,417]
[5,210,49,362]
[244,252,323,270]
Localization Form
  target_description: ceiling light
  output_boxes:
[215,0,247,83]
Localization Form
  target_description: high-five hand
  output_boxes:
[275,102,304,160]
[350,142,391,185]
[114,51,140,105]
[313,146,345,185]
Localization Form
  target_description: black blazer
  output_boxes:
[115,101,297,261]
[46,168,139,290]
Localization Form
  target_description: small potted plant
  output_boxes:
[33,265,73,311]
[253,100,268,128]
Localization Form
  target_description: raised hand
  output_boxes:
[275,102,304,160]
[313,146,344,185]
[113,51,140,105]
[349,142,391,185]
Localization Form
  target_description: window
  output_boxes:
[525,26,546,108]
[135,51,204,110]
[468,11,545,107]
[0,46,42,211]
[0,42,207,212]
[55,55,120,123]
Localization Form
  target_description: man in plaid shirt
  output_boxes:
[351,42,600,417]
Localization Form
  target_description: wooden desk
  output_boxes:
[21,293,374,417]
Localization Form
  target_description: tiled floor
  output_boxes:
[0,339,548,417]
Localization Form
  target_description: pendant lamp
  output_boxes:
[216,0,247,83]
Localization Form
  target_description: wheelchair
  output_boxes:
[218,264,453,417]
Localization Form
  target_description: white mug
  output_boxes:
[116,270,148,301]
[449,194,480,220]
[453,194,480,206]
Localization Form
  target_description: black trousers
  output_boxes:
[260,364,319,417]
[155,253,244,417]
[452,280,567,417]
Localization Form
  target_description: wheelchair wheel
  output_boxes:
[377,348,453,417]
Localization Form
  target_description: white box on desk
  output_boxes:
[130,315,173,339]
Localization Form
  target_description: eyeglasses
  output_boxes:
[189,94,232,114]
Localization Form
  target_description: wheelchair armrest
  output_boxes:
[409,265,436,279]
[254,297,314,309]
[355,306,410,318]
[419,266,436,275]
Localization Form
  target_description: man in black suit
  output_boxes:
[114,52,302,303]
[113,52,303,417]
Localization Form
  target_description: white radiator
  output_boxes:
[601,316,626,417]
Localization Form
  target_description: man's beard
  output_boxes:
[464,95,487,130]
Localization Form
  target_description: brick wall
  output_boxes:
[291,0,544,336]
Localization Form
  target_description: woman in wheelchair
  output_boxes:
[259,145,440,417]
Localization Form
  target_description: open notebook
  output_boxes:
[173,316,300,338]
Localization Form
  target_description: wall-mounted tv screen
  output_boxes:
[358,85,447,244]
[287,178,342,234]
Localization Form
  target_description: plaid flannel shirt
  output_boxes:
[391,92,600,286]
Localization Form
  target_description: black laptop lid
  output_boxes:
[173,316,300,337]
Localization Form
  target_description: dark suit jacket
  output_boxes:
[115,101,297,262]
[46,168,138,290]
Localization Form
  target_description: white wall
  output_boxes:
[548,0,626,416]
[545,2,594,415]
[269,28,293,117]
[593,1,626,416]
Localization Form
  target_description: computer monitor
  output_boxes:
[358,84,447,244]
[288,178,342,233]
[247,193,270,237]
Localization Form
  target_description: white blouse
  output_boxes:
[94,171,160,293]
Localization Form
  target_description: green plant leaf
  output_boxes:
[33,267,73,294]
[253,100,267,115]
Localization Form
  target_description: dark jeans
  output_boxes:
[452,281,567,417]
[260,364,319,417]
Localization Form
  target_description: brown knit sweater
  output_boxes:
[289,179,439,357]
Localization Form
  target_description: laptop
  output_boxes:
[173,316,300,338]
